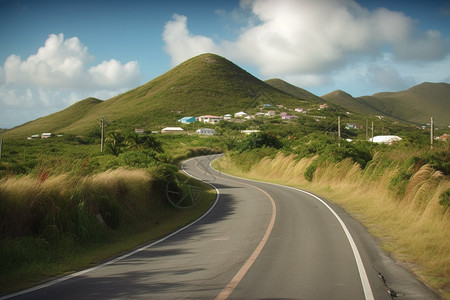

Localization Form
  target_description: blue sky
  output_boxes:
[1,0,449,128]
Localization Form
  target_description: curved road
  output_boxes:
[3,154,438,299]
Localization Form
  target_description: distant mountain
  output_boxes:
[323,83,450,126]
[2,54,306,138]
[322,90,382,116]
[265,78,323,103]
[2,53,449,139]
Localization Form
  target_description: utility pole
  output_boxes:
[366,119,368,140]
[430,117,434,149]
[101,116,105,153]
[338,116,341,147]
[0,138,2,164]
[371,121,374,142]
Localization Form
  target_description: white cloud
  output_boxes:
[3,33,140,90]
[162,0,449,95]
[0,33,141,128]
[163,14,220,66]
[88,59,140,89]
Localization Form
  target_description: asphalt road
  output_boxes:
[3,154,439,299]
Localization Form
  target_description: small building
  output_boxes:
[319,103,328,109]
[369,135,402,144]
[295,108,303,112]
[41,133,52,139]
[345,123,363,130]
[282,115,298,120]
[197,115,222,124]
[234,111,248,118]
[241,130,261,135]
[265,110,276,117]
[134,128,145,134]
[31,134,40,139]
[435,133,448,141]
[161,127,185,134]
[223,114,232,120]
[196,128,215,136]
[178,116,196,124]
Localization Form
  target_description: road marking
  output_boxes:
[215,182,276,300]
[182,155,277,300]
[210,158,374,300]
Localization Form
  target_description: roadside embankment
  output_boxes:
[213,152,450,299]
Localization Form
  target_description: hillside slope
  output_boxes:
[265,78,323,103]
[2,54,306,138]
[359,82,450,126]
[321,90,381,115]
[3,97,103,138]
[323,82,450,126]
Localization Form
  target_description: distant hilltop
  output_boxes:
[1,53,449,139]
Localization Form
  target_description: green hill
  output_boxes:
[264,78,323,103]
[1,54,307,139]
[323,83,450,127]
[2,54,449,140]
[3,97,103,138]
[322,90,382,115]
[359,82,450,126]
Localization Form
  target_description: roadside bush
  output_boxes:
[323,141,374,169]
[117,150,159,168]
[239,132,283,153]
[439,188,450,208]
[304,159,319,181]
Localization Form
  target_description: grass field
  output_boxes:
[0,167,216,295]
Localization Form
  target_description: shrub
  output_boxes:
[304,160,318,182]
[439,188,450,208]
[239,132,283,153]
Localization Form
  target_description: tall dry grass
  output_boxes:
[0,168,153,239]
[215,152,450,298]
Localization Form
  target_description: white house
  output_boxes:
[197,115,222,124]
[41,133,52,139]
[196,128,215,135]
[223,114,232,120]
[369,135,402,144]
[241,130,261,135]
[234,111,248,118]
[161,127,185,134]
[282,115,298,120]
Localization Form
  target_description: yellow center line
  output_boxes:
[189,157,277,300]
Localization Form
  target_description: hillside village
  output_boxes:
[169,103,311,136]
[24,99,449,144]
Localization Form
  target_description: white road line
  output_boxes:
[210,158,374,300]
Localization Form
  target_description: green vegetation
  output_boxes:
[0,131,221,295]
[213,133,450,299]
[0,53,312,140]
[322,82,450,127]
[0,52,448,298]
